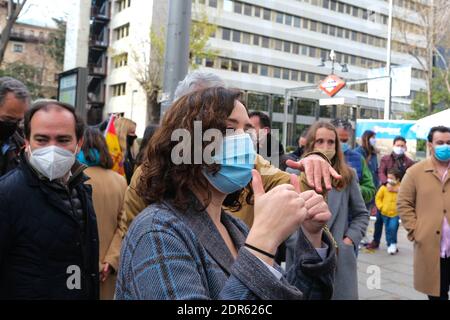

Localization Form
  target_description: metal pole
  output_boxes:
[131,90,137,120]
[160,0,192,120]
[283,90,290,148]
[384,0,393,120]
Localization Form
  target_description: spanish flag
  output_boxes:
[104,114,125,176]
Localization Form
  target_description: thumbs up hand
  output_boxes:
[246,170,308,264]
[298,190,331,248]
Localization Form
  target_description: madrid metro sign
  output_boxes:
[319,74,346,97]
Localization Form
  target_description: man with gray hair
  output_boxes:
[173,70,226,101]
[0,77,30,176]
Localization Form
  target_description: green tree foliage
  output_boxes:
[189,11,219,69]
[0,61,44,99]
[406,67,450,121]
[45,18,66,68]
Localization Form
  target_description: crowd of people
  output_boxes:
[0,72,449,300]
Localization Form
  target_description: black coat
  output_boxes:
[0,157,100,300]
[0,130,24,176]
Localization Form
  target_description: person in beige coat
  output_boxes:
[397,126,450,299]
[77,127,128,300]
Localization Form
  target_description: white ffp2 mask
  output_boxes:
[28,145,77,181]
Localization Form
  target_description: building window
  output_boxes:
[273,67,281,78]
[330,0,337,11]
[241,62,249,73]
[116,0,131,12]
[222,28,231,41]
[195,57,203,66]
[283,41,291,53]
[111,83,126,96]
[208,0,217,8]
[300,71,306,82]
[205,57,214,67]
[263,8,271,20]
[232,30,241,42]
[231,60,239,71]
[254,6,261,17]
[13,44,23,53]
[233,2,242,14]
[243,3,252,15]
[302,18,309,29]
[274,39,282,51]
[253,34,260,46]
[294,17,301,28]
[220,58,230,70]
[329,26,336,36]
[251,63,258,74]
[113,53,128,68]
[261,36,269,48]
[247,93,269,112]
[276,12,284,24]
[260,65,268,76]
[115,23,130,40]
[285,15,292,26]
[282,69,290,80]
[301,45,308,56]
[242,32,251,45]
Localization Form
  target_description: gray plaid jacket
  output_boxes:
[115,200,336,300]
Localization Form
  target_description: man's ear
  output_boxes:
[77,137,84,151]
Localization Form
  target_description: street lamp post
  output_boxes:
[330,50,336,74]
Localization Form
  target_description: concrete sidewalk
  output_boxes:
[357,219,427,300]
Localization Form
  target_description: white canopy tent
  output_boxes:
[410,108,450,140]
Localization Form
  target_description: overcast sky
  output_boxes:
[18,0,75,27]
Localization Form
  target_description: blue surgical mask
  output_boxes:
[435,144,450,162]
[341,142,350,153]
[203,133,256,194]
[77,149,101,167]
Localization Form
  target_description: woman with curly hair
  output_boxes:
[115,87,337,300]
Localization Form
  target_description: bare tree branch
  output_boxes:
[0,0,28,66]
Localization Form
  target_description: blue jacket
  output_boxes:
[354,146,379,188]
[116,199,336,300]
[344,149,363,182]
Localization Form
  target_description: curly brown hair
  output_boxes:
[137,87,245,212]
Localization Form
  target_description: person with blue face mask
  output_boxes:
[398,126,450,299]
[331,118,376,205]
[116,87,337,300]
